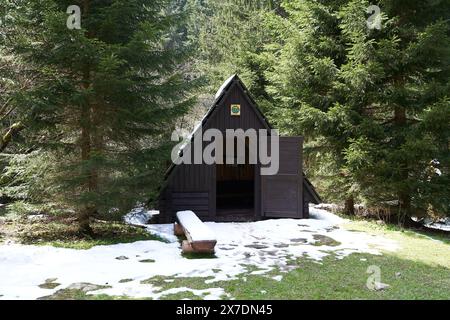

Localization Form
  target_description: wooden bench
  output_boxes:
[174,211,217,254]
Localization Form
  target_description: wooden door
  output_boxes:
[261,137,303,218]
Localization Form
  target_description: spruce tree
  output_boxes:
[264,0,354,212]
[3,0,195,233]
[188,0,279,104]
[265,0,450,220]
[339,0,450,221]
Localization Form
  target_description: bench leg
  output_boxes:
[181,240,216,254]
[174,222,184,236]
[192,241,216,254]
[181,240,195,254]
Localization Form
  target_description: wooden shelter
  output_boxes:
[157,75,321,223]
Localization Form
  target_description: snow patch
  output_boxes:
[176,211,216,241]
[0,206,398,300]
[124,207,158,226]
[145,224,178,243]
[215,75,236,99]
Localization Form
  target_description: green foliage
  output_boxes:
[14,217,165,248]
[264,0,450,218]
[188,0,279,104]
[0,151,55,201]
[1,0,449,227]
[1,0,197,226]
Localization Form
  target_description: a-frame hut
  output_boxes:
[157,75,321,223]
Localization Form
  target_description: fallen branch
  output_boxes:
[0,122,24,152]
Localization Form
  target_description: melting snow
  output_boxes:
[0,207,398,300]
[124,207,158,226]
[176,211,216,241]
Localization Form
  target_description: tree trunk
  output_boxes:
[77,0,96,235]
[397,191,411,226]
[78,207,93,235]
[79,98,94,235]
[394,105,407,125]
[394,105,411,225]
[344,195,355,216]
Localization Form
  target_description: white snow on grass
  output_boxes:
[145,224,179,243]
[0,206,398,300]
[124,207,158,226]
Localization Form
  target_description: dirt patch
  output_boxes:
[139,259,155,263]
[312,234,341,247]
[140,276,214,292]
[38,278,61,289]
[245,244,269,249]
[290,238,308,244]
[38,283,111,300]
[325,226,339,232]
[0,213,161,248]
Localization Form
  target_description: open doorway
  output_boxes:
[216,138,255,216]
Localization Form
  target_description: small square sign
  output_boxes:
[231,104,241,116]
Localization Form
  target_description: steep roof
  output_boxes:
[303,173,322,204]
[165,74,269,178]
[162,75,321,204]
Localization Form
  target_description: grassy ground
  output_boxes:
[0,213,162,249]
[2,213,449,299]
[145,220,450,300]
[127,219,450,300]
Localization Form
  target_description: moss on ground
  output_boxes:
[38,278,61,289]
[119,279,133,283]
[137,220,450,300]
[3,211,449,300]
[312,234,341,247]
[0,214,164,249]
[141,276,215,291]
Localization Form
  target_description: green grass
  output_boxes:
[141,276,215,289]
[119,279,133,283]
[139,259,156,263]
[38,278,61,289]
[134,219,450,300]
[160,291,204,300]
[312,234,341,246]
[0,215,165,249]
[343,220,450,269]
[37,282,147,300]
[182,252,218,259]
[39,289,133,300]
[226,254,450,299]
[3,212,449,300]
[56,223,164,249]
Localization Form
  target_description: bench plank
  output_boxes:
[176,211,216,242]
[175,211,217,254]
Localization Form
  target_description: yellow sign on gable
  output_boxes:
[230,104,241,116]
